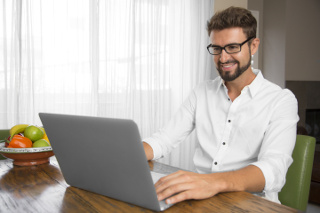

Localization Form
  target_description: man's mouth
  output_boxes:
[220,62,237,71]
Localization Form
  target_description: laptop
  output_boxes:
[39,113,174,211]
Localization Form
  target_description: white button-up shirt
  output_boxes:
[144,69,299,203]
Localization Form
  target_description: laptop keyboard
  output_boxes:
[150,171,166,184]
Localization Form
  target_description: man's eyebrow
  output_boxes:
[212,42,240,46]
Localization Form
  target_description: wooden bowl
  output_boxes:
[0,143,54,166]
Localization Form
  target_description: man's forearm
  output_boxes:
[143,142,154,161]
[212,165,265,193]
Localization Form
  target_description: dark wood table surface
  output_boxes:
[0,156,298,213]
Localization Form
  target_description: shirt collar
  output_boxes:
[215,69,264,98]
[216,77,226,94]
[246,69,264,98]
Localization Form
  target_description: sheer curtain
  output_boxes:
[0,0,214,170]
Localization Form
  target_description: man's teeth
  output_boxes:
[223,64,234,68]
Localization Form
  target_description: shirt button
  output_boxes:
[214,162,218,165]
[228,120,231,123]
[222,142,226,145]
[228,98,230,101]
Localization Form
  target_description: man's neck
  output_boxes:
[225,68,256,102]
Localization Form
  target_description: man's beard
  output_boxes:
[216,55,252,82]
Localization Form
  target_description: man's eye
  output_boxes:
[212,47,221,51]
[226,45,239,50]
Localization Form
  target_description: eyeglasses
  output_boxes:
[207,36,255,55]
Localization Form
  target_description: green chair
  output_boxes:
[0,129,10,160]
[279,135,316,212]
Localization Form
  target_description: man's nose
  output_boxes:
[219,49,230,63]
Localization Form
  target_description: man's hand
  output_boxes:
[155,170,225,204]
[155,165,265,204]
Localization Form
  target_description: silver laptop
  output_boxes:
[39,113,173,211]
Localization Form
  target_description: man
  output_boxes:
[143,7,299,205]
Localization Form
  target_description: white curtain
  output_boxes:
[0,0,214,170]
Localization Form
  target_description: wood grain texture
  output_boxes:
[0,157,298,213]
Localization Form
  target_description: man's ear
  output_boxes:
[250,38,260,55]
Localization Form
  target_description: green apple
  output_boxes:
[24,126,44,142]
[32,139,50,147]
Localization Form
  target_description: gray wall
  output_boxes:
[285,0,320,81]
[261,0,287,88]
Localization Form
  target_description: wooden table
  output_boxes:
[0,157,298,213]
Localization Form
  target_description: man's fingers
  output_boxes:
[157,181,195,202]
[165,190,194,204]
[155,171,191,194]
[155,171,185,188]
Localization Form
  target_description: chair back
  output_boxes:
[279,135,316,211]
[0,129,10,160]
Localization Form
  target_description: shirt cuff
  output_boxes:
[250,156,290,192]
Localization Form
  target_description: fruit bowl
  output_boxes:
[0,143,54,166]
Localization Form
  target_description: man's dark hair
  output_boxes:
[207,7,257,39]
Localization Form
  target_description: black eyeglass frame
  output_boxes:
[207,36,255,55]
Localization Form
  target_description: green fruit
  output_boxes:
[24,126,44,142]
[32,139,50,148]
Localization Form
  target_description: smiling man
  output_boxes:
[143,7,299,205]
